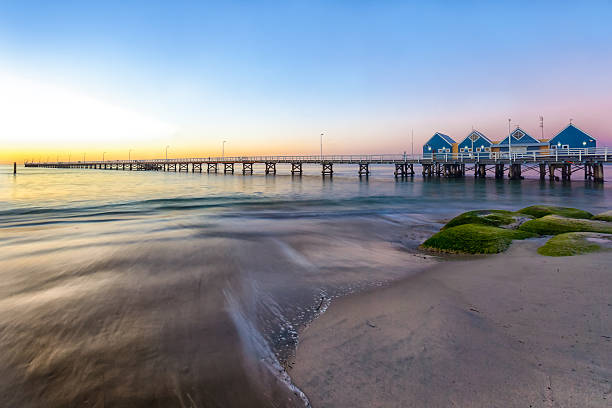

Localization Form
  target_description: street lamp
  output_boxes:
[320,133,324,160]
[165,145,170,160]
[222,140,227,158]
[471,133,474,158]
[508,118,512,161]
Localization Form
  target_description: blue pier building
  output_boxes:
[458,130,492,153]
[423,132,456,155]
[494,127,545,153]
[549,123,596,149]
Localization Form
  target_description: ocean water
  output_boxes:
[0,163,610,407]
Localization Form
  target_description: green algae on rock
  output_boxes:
[442,210,531,230]
[537,232,612,256]
[592,210,612,222]
[519,215,612,235]
[421,224,536,254]
[517,205,593,220]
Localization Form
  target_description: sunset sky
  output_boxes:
[1,1,611,163]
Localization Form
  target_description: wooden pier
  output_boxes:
[24,148,609,182]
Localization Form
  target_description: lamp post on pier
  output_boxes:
[103,152,106,162]
[222,140,227,158]
[320,132,324,161]
[508,118,512,161]
[129,149,132,161]
[165,145,170,160]
[471,132,474,159]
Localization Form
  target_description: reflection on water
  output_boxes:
[0,164,610,407]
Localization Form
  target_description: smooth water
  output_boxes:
[0,164,610,407]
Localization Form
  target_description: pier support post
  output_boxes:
[322,162,333,176]
[508,164,523,180]
[562,164,571,181]
[495,164,505,179]
[13,162,16,174]
[477,164,486,178]
[443,164,461,177]
[291,162,302,175]
[207,163,217,173]
[265,162,276,175]
[394,163,406,178]
[584,163,596,180]
[539,163,546,180]
[358,163,369,177]
[409,163,415,175]
[224,163,234,174]
[548,164,556,181]
[242,162,253,174]
[593,163,604,183]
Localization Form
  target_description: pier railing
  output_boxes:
[424,147,609,162]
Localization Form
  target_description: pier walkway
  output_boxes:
[25,148,610,182]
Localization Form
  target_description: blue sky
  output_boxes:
[1,1,611,160]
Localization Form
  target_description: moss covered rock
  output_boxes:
[421,224,536,254]
[592,210,612,222]
[537,232,612,256]
[443,210,530,230]
[519,215,612,235]
[517,205,592,220]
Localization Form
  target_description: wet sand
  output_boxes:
[290,241,612,407]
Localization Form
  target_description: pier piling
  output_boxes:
[265,162,276,175]
[322,162,333,176]
[291,162,302,175]
[508,164,523,180]
[358,163,370,177]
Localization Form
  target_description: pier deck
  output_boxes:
[25,148,610,182]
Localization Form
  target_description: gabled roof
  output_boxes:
[459,130,492,145]
[550,123,596,142]
[426,132,455,145]
[498,127,542,145]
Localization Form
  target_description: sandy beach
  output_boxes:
[290,240,612,407]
